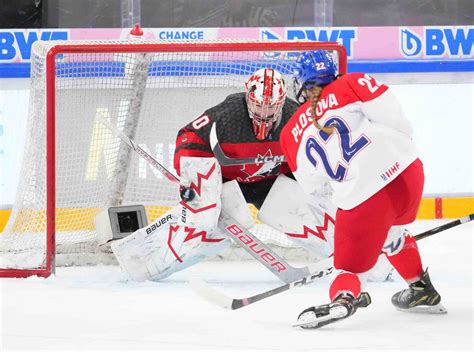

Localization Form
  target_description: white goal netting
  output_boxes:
[0,40,345,275]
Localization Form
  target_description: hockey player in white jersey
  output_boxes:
[281,50,446,329]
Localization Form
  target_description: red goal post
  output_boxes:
[0,40,347,278]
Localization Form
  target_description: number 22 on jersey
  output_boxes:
[305,117,371,181]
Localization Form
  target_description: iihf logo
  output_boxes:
[400,28,422,57]
[380,162,400,181]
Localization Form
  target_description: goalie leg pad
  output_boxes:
[258,174,336,258]
[221,180,255,230]
[367,255,394,282]
[111,206,230,282]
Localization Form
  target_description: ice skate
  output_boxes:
[294,292,371,329]
[392,269,447,314]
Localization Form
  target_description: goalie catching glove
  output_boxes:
[177,156,222,229]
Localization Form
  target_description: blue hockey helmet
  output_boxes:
[294,50,338,103]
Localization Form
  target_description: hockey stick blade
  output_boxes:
[190,275,234,309]
[192,256,334,310]
[193,214,473,310]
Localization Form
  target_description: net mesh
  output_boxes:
[0,40,343,271]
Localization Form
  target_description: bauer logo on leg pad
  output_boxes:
[225,224,287,273]
[146,214,173,235]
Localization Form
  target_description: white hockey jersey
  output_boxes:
[280,73,419,210]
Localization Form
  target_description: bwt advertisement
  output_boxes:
[0,26,472,72]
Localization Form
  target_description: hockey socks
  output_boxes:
[294,292,371,329]
[385,234,423,283]
[329,271,362,301]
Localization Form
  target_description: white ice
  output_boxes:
[1,219,473,351]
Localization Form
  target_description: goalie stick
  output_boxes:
[210,123,286,166]
[191,213,474,310]
[98,116,317,283]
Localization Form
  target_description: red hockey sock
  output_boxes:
[329,272,361,301]
[386,235,423,283]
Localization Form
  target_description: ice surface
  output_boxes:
[1,219,472,351]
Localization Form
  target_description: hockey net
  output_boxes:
[0,40,346,278]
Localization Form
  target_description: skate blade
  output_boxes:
[396,303,447,314]
[293,306,347,329]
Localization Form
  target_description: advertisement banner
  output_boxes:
[0,26,472,77]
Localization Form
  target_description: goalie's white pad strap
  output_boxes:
[221,180,255,230]
[179,156,222,229]
[258,174,336,258]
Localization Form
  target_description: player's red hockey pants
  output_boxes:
[330,159,425,299]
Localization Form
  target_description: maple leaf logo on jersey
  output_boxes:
[238,149,282,182]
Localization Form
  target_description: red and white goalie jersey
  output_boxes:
[280,73,419,210]
[174,92,298,184]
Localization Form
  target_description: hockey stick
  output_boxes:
[99,118,182,186]
[98,116,315,283]
[210,123,286,166]
[191,213,474,310]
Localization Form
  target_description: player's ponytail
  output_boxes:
[308,86,334,135]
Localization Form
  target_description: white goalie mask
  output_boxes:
[245,68,287,140]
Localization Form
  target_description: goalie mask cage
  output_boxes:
[0,40,347,278]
